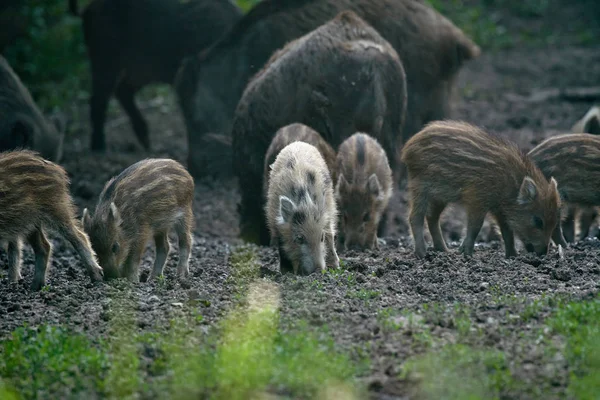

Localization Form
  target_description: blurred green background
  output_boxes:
[1,0,597,112]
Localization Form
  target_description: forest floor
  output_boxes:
[1,1,599,399]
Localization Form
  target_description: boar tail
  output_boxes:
[69,0,79,16]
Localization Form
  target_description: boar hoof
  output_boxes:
[31,279,46,291]
[414,247,427,259]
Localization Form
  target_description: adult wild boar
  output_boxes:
[69,0,241,151]
[232,11,407,245]
[0,56,64,162]
[176,0,480,179]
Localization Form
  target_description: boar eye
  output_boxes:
[363,212,370,222]
[294,235,306,244]
[112,242,120,254]
[533,216,544,229]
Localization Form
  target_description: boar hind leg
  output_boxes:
[149,232,170,281]
[28,229,52,291]
[115,81,150,150]
[174,209,193,278]
[408,188,429,259]
[496,216,517,258]
[458,211,486,257]
[578,208,597,241]
[7,239,22,283]
[427,201,448,252]
[562,206,576,243]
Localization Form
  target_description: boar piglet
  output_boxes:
[528,133,600,246]
[556,106,600,242]
[401,121,561,259]
[335,133,392,250]
[263,123,337,199]
[0,56,64,162]
[0,150,103,290]
[83,159,194,282]
[266,141,339,275]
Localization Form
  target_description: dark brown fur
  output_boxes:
[263,123,337,198]
[0,56,64,162]
[70,0,241,151]
[335,133,392,250]
[0,150,103,290]
[232,11,407,245]
[175,0,480,179]
[528,133,600,246]
[82,159,195,282]
[401,121,561,259]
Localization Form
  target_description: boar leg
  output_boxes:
[408,190,428,259]
[562,206,576,243]
[122,242,144,283]
[458,211,485,256]
[326,224,340,269]
[427,201,448,252]
[175,229,192,279]
[90,63,120,151]
[115,82,150,150]
[551,224,568,249]
[55,215,104,282]
[7,239,22,283]
[149,232,170,280]
[578,207,597,241]
[495,216,517,258]
[28,229,52,291]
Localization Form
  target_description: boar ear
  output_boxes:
[583,115,600,135]
[278,196,296,225]
[335,174,349,196]
[82,208,91,228]
[518,177,538,205]
[367,173,382,198]
[107,202,121,226]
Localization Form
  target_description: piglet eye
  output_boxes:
[363,212,370,222]
[112,242,120,254]
[533,216,544,229]
[294,235,305,244]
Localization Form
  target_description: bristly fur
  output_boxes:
[0,149,103,290]
[233,10,407,245]
[266,141,339,275]
[263,123,337,199]
[177,0,480,180]
[401,120,561,259]
[529,132,600,244]
[335,132,393,250]
[83,158,195,282]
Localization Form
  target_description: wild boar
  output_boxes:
[176,0,480,179]
[69,0,241,151]
[528,133,600,247]
[0,150,104,290]
[232,11,407,245]
[335,133,393,250]
[263,123,337,198]
[401,121,561,259]
[559,106,600,242]
[82,158,194,282]
[0,56,65,162]
[266,141,339,274]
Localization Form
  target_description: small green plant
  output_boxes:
[350,289,381,301]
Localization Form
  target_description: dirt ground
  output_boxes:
[1,1,600,398]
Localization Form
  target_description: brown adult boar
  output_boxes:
[263,123,337,198]
[69,0,241,151]
[528,133,600,247]
[266,141,339,274]
[0,150,104,290]
[558,106,600,242]
[176,0,480,179]
[0,56,64,162]
[82,159,194,282]
[401,121,561,259]
[335,133,393,250]
[232,11,407,245]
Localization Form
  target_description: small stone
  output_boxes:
[148,295,160,303]
[479,282,490,292]
[171,302,183,308]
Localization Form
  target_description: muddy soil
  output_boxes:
[1,1,600,398]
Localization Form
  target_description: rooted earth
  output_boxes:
[1,1,599,399]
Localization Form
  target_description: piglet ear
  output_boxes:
[584,115,600,135]
[367,173,382,198]
[107,202,121,226]
[278,196,296,224]
[82,208,91,228]
[335,173,349,197]
[518,176,538,205]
